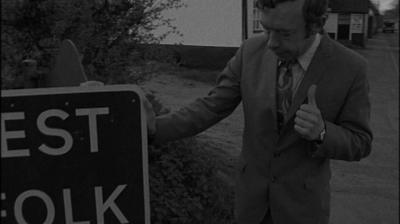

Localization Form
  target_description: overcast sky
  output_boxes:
[374,0,398,12]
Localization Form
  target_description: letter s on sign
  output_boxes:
[37,109,73,156]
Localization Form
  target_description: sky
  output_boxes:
[373,0,398,12]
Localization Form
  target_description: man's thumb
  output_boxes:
[307,84,317,106]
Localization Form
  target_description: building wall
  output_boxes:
[247,0,371,47]
[154,0,373,68]
[323,12,368,46]
[247,0,263,38]
[153,0,243,47]
[247,1,368,47]
[155,0,369,48]
[325,13,339,39]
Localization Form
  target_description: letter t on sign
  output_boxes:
[75,108,109,153]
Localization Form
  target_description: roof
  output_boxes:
[368,1,381,16]
[328,0,369,13]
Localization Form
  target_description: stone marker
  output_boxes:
[44,39,88,87]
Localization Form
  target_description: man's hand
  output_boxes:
[294,85,324,141]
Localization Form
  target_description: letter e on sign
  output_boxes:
[1,112,30,158]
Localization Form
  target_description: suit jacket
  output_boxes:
[153,34,372,224]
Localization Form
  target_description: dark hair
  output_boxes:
[255,0,329,36]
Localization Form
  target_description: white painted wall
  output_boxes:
[247,0,254,38]
[153,0,243,47]
[324,13,338,39]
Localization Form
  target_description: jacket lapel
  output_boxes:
[284,35,333,126]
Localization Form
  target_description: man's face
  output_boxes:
[260,0,312,60]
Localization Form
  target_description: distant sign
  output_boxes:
[1,85,150,224]
[351,14,364,33]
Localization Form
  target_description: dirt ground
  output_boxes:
[142,32,399,224]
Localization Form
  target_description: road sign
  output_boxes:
[44,40,88,87]
[1,85,150,224]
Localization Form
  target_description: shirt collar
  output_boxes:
[297,33,321,71]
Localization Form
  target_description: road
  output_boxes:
[330,32,399,224]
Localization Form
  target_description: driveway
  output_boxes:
[329,32,399,224]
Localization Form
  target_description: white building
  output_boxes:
[154,0,244,47]
[153,0,372,68]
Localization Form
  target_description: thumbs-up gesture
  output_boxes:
[294,85,325,141]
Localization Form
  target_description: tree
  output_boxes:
[1,0,184,87]
[383,0,399,20]
[1,2,236,222]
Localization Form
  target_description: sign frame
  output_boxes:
[1,84,150,224]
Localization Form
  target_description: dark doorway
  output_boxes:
[337,13,350,40]
[338,24,350,39]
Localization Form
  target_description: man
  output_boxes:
[145,0,372,223]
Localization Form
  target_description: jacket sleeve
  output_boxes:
[152,46,243,144]
[313,61,373,161]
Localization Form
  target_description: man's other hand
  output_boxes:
[294,85,324,141]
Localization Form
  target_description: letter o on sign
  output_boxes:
[14,190,55,224]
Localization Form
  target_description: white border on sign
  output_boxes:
[2,85,151,224]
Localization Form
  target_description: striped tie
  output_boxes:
[276,60,294,130]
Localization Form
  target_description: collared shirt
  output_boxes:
[278,33,322,99]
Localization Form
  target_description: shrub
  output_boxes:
[2,2,236,220]
[149,139,234,224]
[146,94,235,223]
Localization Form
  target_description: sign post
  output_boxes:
[1,85,150,224]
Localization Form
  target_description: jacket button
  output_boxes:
[273,152,280,158]
[271,176,277,183]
